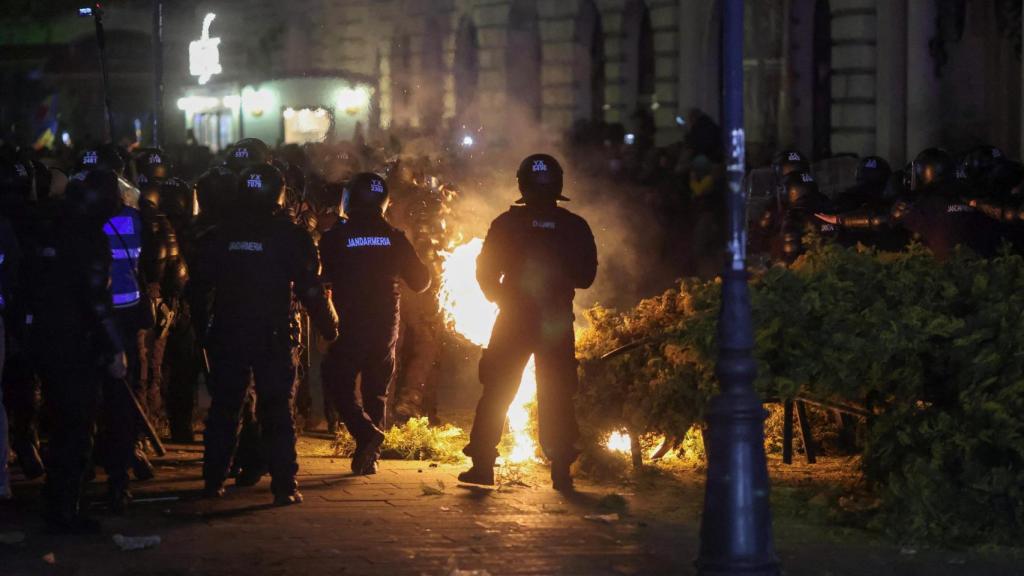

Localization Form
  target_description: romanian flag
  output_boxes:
[33,94,58,150]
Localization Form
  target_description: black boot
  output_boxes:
[351,429,385,476]
[273,489,304,506]
[234,465,266,487]
[457,458,495,486]
[551,461,574,492]
[108,479,133,515]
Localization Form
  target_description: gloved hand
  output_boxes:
[109,351,128,380]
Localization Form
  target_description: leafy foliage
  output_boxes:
[334,417,468,463]
[577,244,1024,544]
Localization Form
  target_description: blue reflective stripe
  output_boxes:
[104,216,136,236]
[112,247,143,260]
[113,291,141,306]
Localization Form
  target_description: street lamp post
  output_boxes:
[89,4,116,142]
[152,0,164,147]
[696,0,779,575]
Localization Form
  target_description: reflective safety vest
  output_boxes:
[103,206,144,308]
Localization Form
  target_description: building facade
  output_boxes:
[2,0,1021,166]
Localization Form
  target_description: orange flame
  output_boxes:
[439,239,538,463]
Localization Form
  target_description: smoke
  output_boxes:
[435,99,679,314]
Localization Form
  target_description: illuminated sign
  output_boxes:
[189,13,222,85]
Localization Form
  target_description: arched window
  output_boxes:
[575,0,605,122]
[813,0,832,159]
[390,35,413,127]
[419,18,446,132]
[454,16,480,121]
[506,0,542,123]
[622,0,655,134]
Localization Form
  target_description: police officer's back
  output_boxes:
[191,164,337,504]
[460,154,597,492]
[319,173,430,475]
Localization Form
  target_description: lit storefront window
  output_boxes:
[284,107,332,144]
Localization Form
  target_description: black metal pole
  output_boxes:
[152,0,164,147]
[696,0,779,574]
[93,7,115,142]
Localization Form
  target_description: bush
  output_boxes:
[333,417,468,463]
[577,244,1024,544]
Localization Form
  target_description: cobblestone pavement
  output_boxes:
[1,440,1021,576]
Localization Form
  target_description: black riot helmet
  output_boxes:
[159,177,194,221]
[855,156,892,189]
[515,153,569,205]
[0,158,34,211]
[225,138,270,174]
[771,150,811,181]
[133,147,172,186]
[780,172,820,208]
[342,172,390,216]
[238,163,286,215]
[31,159,52,200]
[960,145,1005,189]
[64,169,123,226]
[195,166,237,222]
[910,148,956,193]
[76,143,126,175]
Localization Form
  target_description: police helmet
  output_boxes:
[225,138,270,174]
[31,159,52,200]
[76,143,126,175]
[771,150,811,180]
[342,172,390,216]
[195,167,237,221]
[781,171,819,207]
[0,158,34,208]
[910,148,955,193]
[133,147,172,186]
[65,169,123,225]
[990,161,1024,197]
[237,164,286,214]
[515,153,569,204]
[960,145,1005,188]
[159,177,194,220]
[855,156,892,189]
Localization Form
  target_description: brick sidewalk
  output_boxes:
[1,440,1021,576]
[0,442,679,576]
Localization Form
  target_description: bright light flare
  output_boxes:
[439,239,538,463]
[605,431,632,454]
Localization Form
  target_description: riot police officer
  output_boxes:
[753,172,835,264]
[459,154,598,491]
[158,178,201,443]
[225,138,271,174]
[191,164,338,505]
[319,173,431,475]
[820,148,994,260]
[829,156,908,250]
[0,213,19,500]
[0,158,44,481]
[30,169,127,532]
[771,149,811,182]
[133,147,172,189]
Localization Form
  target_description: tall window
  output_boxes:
[813,0,832,159]
[506,0,542,123]
[575,0,605,122]
[623,1,655,127]
[420,18,446,132]
[390,35,413,127]
[454,16,480,122]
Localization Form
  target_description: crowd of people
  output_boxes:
[0,133,598,536]
[749,145,1024,265]
[2,101,1021,535]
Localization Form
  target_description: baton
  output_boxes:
[121,378,166,457]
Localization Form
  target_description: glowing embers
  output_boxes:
[439,239,538,463]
